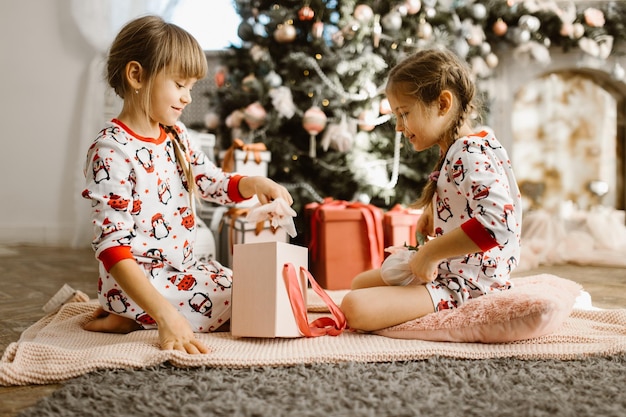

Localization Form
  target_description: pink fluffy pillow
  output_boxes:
[374,274,581,343]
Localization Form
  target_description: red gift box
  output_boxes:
[305,199,384,290]
[383,205,422,252]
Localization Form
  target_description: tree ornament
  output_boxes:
[226,110,244,129]
[417,18,433,40]
[298,5,315,21]
[379,98,392,115]
[485,52,499,69]
[519,15,540,32]
[243,102,267,130]
[353,4,374,23]
[572,23,585,39]
[492,18,508,37]
[405,0,421,15]
[358,109,377,132]
[214,66,227,88]
[264,71,282,88]
[381,11,403,32]
[373,14,382,47]
[312,21,324,39]
[302,106,327,158]
[472,3,487,20]
[242,73,261,93]
[204,111,220,130]
[274,23,297,43]
[237,21,255,41]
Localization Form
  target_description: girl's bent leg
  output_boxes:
[83,307,142,333]
[350,268,385,289]
[341,284,434,332]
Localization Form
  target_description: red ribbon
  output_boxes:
[282,263,346,337]
[306,198,384,269]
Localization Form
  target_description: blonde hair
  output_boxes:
[107,15,207,202]
[386,47,478,209]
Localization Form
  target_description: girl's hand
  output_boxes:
[408,243,440,284]
[416,205,434,239]
[239,176,293,205]
[158,310,210,354]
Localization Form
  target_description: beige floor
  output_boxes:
[0,245,624,417]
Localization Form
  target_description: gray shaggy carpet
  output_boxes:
[18,355,626,417]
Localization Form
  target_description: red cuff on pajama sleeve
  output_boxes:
[98,246,134,272]
[461,217,498,252]
[227,174,249,203]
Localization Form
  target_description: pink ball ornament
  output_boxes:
[303,106,327,134]
[312,21,324,38]
[492,18,508,37]
[405,0,421,15]
[204,111,220,130]
[302,106,327,158]
[379,98,392,115]
[353,4,374,22]
[226,110,244,129]
[358,110,377,132]
[243,102,267,130]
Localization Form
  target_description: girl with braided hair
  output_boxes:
[341,48,522,332]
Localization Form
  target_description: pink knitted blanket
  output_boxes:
[1,288,625,386]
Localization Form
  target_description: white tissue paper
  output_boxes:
[244,197,298,238]
[380,249,416,286]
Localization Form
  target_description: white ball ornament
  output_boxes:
[274,23,296,43]
[382,11,403,32]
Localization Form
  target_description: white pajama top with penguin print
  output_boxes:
[427,130,522,311]
[82,119,247,332]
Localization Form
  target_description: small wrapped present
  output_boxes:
[218,207,289,268]
[220,138,270,177]
[305,198,384,290]
[383,204,422,251]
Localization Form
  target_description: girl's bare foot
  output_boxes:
[83,307,142,333]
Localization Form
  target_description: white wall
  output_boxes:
[0,0,94,246]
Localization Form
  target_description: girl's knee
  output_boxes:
[340,292,372,331]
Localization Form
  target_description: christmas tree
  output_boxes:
[204,0,626,238]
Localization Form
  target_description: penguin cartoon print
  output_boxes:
[150,213,171,239]
[189,292,213,318]
[472,184,490,201]
[195,174,217,197]
[100,217,123,240]
[436,196,453,222]
[211,269,233,290]
[502,204,516,233]
[157,178,172,205]
[135,147,154,173]
[450,157,467,186]
[182,240,193,264]
[105,288,130,314]
[131,190,142,215]
[169,273,197,291]
[145,248,165,278]
[107,193,130,211]
[179,207,195,231]
[91,151,111,183]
